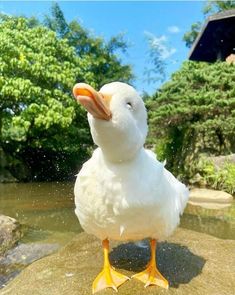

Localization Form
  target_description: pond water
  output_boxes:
[1,182,234,245]
[0,182,80,246]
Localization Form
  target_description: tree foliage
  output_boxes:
[44,3,132,86]
[147,61,235,184]
[183,1,235,48]
[0,16,90,180]
[0,11,132,181]
[183,22,202,49]
[143,32,167,84]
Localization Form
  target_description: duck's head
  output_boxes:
[73,82,148,162]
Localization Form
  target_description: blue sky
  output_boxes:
[0,1,206,94]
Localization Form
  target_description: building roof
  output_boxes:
[189,9,235,62]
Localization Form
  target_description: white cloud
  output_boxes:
[167,25,180,34]
[144,31,177,60]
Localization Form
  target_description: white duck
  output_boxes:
[73,82,189,294]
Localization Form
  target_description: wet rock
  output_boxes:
[0,215,23,289]
[0,243,59,289]
[0,216,22,256]
[1,228,235,295]
[189,188,233,209]
[0,243,59,266]
[0,271,20,290]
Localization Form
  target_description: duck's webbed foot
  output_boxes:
[132,239,169,289]
[92,239,130,294]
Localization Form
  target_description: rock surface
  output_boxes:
[0,243,59,266]
[189,188,233,209]
[0,243,59,289]
[1,228,235,295]
[0,215,22,256]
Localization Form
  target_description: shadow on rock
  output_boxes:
[110,241,206,288]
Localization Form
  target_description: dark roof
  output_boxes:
[189,9,235,62]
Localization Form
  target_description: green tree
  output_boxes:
[147,61,235,189]
[183,22,202,49]
[143,32,167,84]
[44,3,132,87]
[0,15,132,181]
[44,2,69,38]
[203,0,235,15]
[0,16,92,181]
[183,1,235,48]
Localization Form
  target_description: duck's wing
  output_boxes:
[145,149,189,215]
[162,168,189,215]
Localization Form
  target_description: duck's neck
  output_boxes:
[100,146,144,163]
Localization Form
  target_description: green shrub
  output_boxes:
[147,61,235,187]
[197,158,235,195]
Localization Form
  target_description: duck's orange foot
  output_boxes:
[132,239,169,289]
[92,266,130,294]
[132,264,169,289]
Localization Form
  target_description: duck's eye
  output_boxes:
[126,102,133,110]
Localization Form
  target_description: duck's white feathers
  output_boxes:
[74,147,189,241]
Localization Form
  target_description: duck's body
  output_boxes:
[75,147,188,242]
[73,81,189,293]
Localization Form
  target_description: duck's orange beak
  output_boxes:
[73,83,112,121]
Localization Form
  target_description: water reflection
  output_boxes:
[181,203,235,240]
[0,182,81,245]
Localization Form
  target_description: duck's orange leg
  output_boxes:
[132,239,169,289]
[92,239,130,294]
